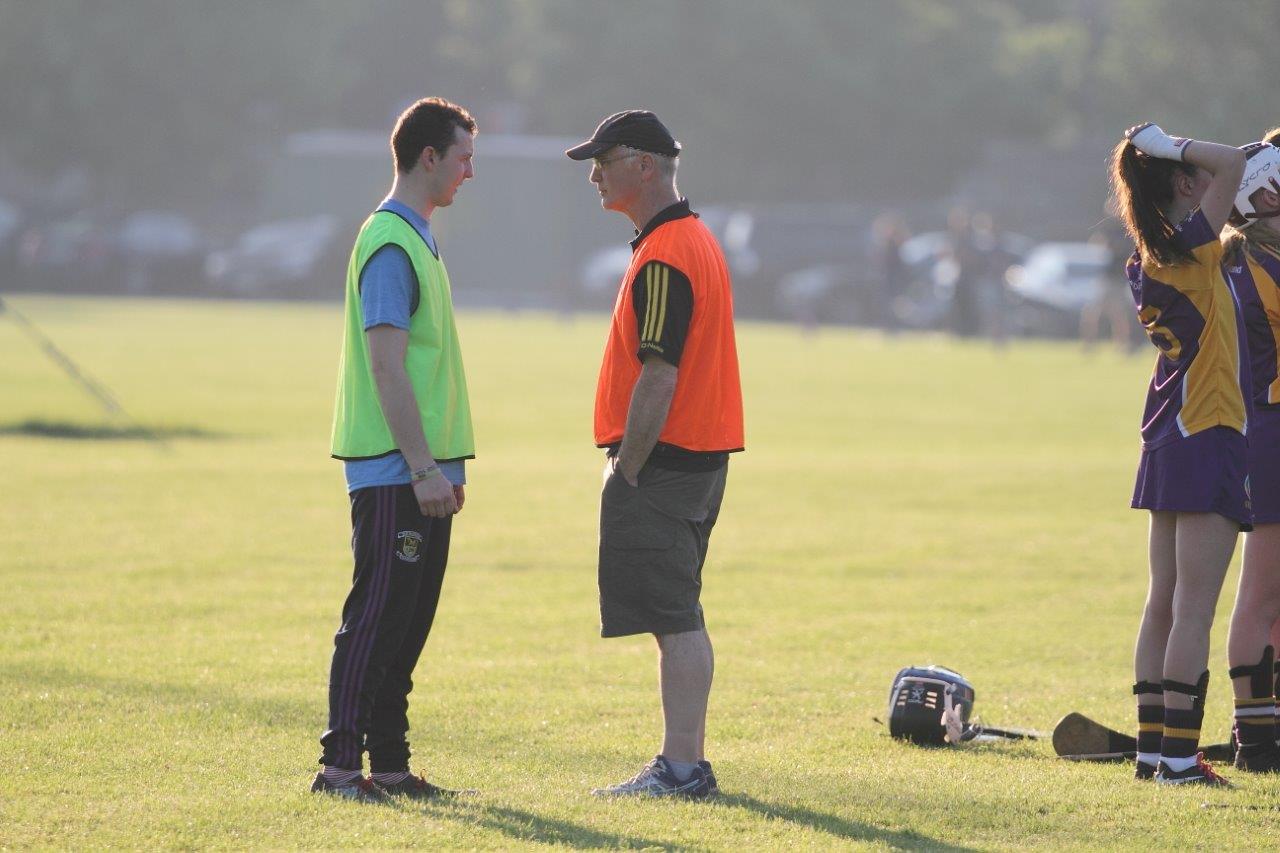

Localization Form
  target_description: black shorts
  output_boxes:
[597,460,728,637]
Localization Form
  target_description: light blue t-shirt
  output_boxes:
[344,199,465,492]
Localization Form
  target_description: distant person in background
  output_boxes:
[315,97,477,802]
[871,213,909,333]
[944,207,981,338]
[1079,221,1137,352]
[968,211,1011,345]
[1220,140,1280,774]
[1110,122,1246,786]
[566,110,744,799]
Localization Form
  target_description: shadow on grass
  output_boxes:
[7,663,975,849]
[0,418,228,441]
[436,802,698,851]
[715,793,980,852]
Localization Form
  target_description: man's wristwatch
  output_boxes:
[410,464,442,483]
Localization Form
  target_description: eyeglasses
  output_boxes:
[592,152,640,169]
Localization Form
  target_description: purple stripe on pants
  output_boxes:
[336,487,397,768]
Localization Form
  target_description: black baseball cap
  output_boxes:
[565,110,682,160]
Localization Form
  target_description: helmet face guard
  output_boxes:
[1231,142,1280,228]
[887,665,976,745]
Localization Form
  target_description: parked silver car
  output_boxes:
[1005,241,1114,336]
[205,215,342,298]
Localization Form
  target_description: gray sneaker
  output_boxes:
[310,771,391,803]
[591,755,713,799]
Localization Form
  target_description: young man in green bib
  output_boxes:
[314,97,476,802]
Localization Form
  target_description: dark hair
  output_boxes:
[1108,139,1198,267]
[1263,126,1280,146]
[390,97,477,174]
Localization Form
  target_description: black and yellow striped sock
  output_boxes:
[1161,707,1203,764]
[1273,659,1280,742]
[1161,672,1209,768]
[1133,681,1163,763]
[1231,645,1276,753]
[1137,705,1163,756]
[1234,697,1275,751]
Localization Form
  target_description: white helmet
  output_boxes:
[1231,142,1280,228]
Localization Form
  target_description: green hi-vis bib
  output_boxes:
[330,210,475,462]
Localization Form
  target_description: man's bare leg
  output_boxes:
[657,628,713,763]
[699,637,714,760]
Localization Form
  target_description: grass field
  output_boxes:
[2,294,1276,850]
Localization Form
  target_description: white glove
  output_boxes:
[1125,123,1189,161]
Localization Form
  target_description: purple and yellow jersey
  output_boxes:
[1126,208,1247,449]
[1225,243,1280,410]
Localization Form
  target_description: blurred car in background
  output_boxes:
[577,203,873,322]
[205,215,343,298]
[894,228,1033,331]
[773,263,880,327]
[1004,241,1113,337]
[721,204,872,320]
[117,210,205,295]
[578,243,634,310]
[17,213,118,293]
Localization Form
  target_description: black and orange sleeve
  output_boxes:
[631,260,694,366]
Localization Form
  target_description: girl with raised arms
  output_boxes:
[1110,123,1246,786]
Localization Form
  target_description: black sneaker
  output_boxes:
[1154,754,1232,787]
[699,760,719,795]
[591,755,713,799]
[377,772,475,800]
[309,771,391,803]
[1134,760,1156,780]
[1234,745,1280,773]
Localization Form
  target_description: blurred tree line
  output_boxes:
[3,0,1279,212]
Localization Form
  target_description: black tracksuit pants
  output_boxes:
[319,484,451,772]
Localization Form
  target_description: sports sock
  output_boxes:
[1231,646,1276,753]
[1160,751,1198,773]
[322,766,363,786]
[1160,707,1203,764]
[1134,681,1163,761]
[1136,751,1160,768]
[1161,672,1209,768]
[371,770,410,786]
[665,759,699,782]
[1273,658,1280,741]
[1234,698,1275,751]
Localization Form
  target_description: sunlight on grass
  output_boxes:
[1,296,1270,849]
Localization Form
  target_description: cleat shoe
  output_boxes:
[592,755,713,799]
[309,771,391,803]
[1134,760,1156,780]
[1234,745,1280,773]
[378,771,475,800]
[1154,754,1232,787]
[699,760,719,796]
